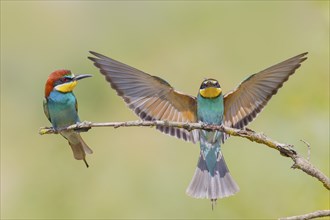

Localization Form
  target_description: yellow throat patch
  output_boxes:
[55,80,77,93]
[200,87,222,98]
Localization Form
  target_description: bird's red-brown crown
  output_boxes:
[44,69,72,97]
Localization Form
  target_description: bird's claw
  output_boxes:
[73,121,91,132]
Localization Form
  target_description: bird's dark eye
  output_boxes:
[60,77,71,83]
[200,82,208,89]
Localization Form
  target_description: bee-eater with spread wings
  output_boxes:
[89,52,307,206]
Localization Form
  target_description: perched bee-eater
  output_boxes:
[43,70,93,167]
[89,52,307,206]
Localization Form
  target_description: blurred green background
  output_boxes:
[1,1,329,219]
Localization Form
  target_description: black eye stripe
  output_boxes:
[200,82,207,89]
[54,77,73,86]
[200,80,220,89]
[61,77,73,82]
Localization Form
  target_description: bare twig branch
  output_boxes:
[280,210,330,220]
[300,139,311,161]
[39,120,330,191]
[39,120,329,220]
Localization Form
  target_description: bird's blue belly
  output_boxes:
[197,94,224,174]
[48,91,80,129]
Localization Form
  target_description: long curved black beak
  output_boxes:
[74,74,93,81]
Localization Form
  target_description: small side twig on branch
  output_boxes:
[300,139,311,161]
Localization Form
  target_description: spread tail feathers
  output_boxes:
[186,152,239,203]
[61,131,93,167]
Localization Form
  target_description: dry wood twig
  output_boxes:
[280,210,330,220]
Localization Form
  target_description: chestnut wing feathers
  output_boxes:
[89,52,199,143]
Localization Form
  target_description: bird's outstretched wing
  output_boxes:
[223,52,308,134]
[89,51,199,143]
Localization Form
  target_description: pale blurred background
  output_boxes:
[1,1,329,219]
